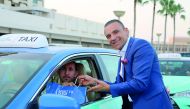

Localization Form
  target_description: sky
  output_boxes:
[44,0,190,42]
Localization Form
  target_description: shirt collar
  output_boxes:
[118,37,131,57]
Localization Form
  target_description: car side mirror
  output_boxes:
[39,94,80,109]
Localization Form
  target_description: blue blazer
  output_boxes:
[109,38,173,109]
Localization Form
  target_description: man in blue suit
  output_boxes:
[79,19,173,109]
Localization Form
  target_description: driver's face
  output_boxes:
[59,62,78,82]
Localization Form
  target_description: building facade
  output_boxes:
[0,0,110,48]
[0,0,189,52]
[154,37,190,53]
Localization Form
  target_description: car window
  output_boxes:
[160,60,190,76]
[180,53,190,57]
[38,56,105,106]
[98,54,120,82]
[0,52,52,108]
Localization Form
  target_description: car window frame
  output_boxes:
[28,53,108,108]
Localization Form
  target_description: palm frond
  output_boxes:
[180,15,185,20]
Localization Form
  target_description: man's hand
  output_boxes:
[78,75,110,92]
[78,75,96,86]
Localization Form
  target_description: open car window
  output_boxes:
[36,55,107,106]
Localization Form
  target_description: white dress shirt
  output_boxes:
[118,37,132,102]
[119,37,131,78]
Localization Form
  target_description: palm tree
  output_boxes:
[133,0,148,37]
[156,33,162,52]
[169,3,185,53]
[158,0,174,53]
[149,0,159,45]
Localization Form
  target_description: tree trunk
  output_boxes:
[163,14,168,53]
[173,15,176,53]
[133,0,137,37]
[151,0,156,45]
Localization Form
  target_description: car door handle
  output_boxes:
[103,95,112,99]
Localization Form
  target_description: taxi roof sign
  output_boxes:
[0,34,48,48]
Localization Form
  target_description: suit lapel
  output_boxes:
[125,37,135,58]
[123,38,135,81]
[116,57,123,82]
[117,37,135,82]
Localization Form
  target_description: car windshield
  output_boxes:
[160,60,190,76]
[180,53,190,57]
[0,52,52,107]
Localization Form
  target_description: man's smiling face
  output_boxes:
[104,22,129,50]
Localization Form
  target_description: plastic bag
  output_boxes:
[46,82,87,104]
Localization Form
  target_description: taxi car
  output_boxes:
[0,34,122,109]
[158,53,190,109]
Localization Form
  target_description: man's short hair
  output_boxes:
[76,63,84,75]
[104,19,125,29]
[58,61,76,73]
